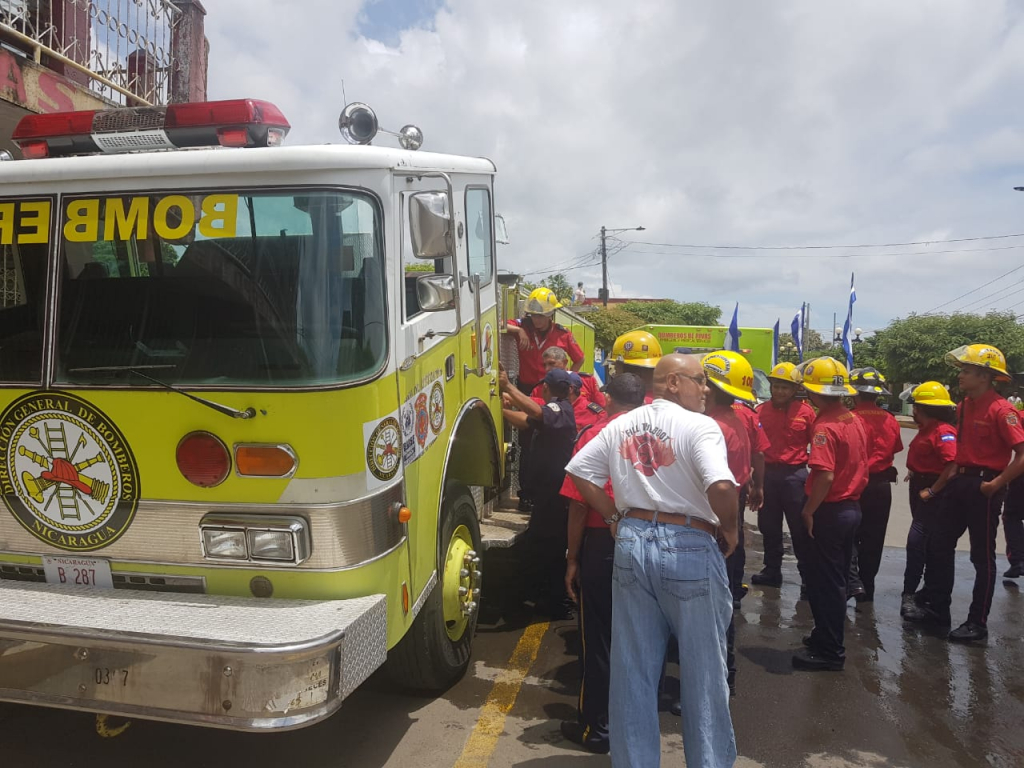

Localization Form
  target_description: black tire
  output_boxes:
[385,486,481,692]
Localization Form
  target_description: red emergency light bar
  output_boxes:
[12,99,290,159]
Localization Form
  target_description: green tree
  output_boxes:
[519,273,574,303]
[620,300,721,326]
[872,311,1024,391]
[589,306,646,350]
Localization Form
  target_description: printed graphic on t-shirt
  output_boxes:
[619,432,676,477]
[1007,411,1019,427]
[813,432,828,446]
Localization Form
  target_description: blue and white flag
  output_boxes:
[841,273,856,370]
[772,319,780,367]
[725,303,741,352]
[790,306,804,362]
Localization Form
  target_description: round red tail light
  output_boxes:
[176,432,231,487]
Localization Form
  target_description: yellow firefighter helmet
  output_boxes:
[611,330,663,368]
[911,381,956,408]
[702,351,756,403]
[524,286,562,315]
[795,356,857,396]
[944,343,1012,382]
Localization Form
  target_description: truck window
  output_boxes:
[54,190,387,388]
[0,240,46,383]
[465,188,493,288]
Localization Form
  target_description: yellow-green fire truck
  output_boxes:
[0,99,509,729]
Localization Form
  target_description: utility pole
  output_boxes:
[802,302,810,358]
[600,226,608,308]
[598,224,644,308]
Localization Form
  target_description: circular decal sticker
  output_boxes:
[0,391,140,552]
[366,417,401,482]
[429,382,445,435]
[415,393,429,447]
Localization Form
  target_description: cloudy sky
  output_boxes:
[205,0,1024,337]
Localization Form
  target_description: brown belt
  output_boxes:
[623,508,718,536]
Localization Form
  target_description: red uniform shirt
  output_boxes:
[733,402,771,455]
[852,401,905,474]
[510,318,584,386]
[560,412,620,527]
[707,403,754,486]
[531,374,605,407]
[907,421,958,475]
[955,389,1024,472]
[806,402,870,502]
[757,399,816,465]
[572,396,604,432]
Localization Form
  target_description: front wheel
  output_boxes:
[385,486,481,691]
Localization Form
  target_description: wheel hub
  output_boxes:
[442,524,481,641]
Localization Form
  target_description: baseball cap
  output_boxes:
[603,373,646,407]
[543,368,572,388]
[568,372,583,391]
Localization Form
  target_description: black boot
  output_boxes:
[751,567,782,587]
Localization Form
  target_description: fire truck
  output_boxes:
[0,99,510,729]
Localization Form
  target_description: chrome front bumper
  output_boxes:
[0,581,387,730]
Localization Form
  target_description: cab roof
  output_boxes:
[0,144,497,187]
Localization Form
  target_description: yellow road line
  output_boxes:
[453,621,550,768]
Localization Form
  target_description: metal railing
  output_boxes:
[0,0,194,106]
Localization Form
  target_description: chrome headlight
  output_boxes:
[249,529,295,562]
[202,528,247,560]
[200,515,310,566]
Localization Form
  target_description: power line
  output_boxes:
[621,232,1024,251]
[921,262,1024,314]
[953,280,1024,314]
[620,244,1024,260]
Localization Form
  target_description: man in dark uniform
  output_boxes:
[847,367,904,603]
[753,362,816,588]
[793,357,868,672]
[907,344,1024,642]
[1001,475,1024,579]
[501,366,577,618]
[559,373,646,755]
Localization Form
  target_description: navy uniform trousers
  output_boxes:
[922,473,1006,625]
[759,464,810,576]
[805,500,862,662]
[575,526,614,739]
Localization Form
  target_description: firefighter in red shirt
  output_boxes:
[846,368,904,603]
[608,330,662,403]
[753,362,816,589]
[507,288,584,511]
[702,350,768,694]
[560,373,646,755]
[793,357,869,671]
[907,344,1024,642]
[900,381,957,617]
[531,347,605,407]
[731,398,769,608]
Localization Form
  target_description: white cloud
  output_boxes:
[205,0,1024,334]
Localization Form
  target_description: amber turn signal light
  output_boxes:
[234,445,297,477]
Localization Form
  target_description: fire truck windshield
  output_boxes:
[52,189,387,388]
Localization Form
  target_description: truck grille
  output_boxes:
[0,564,205,594]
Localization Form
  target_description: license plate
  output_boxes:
[42,556,113,589]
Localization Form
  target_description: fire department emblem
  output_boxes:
[429,382,445,435]
[0,392,140,552]
[415,393,429,447]
[482,323,494,372]
[366,416,401,482]
[619,433,676,478]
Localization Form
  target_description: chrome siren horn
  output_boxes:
[338,103,379,145]
[338,103,424,150]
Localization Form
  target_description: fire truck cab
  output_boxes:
[0,100,503,729]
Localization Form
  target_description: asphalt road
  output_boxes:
[2,500,1022,768]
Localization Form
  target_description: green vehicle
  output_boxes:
[640,324,775,400]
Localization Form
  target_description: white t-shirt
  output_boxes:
[565,399,736,526]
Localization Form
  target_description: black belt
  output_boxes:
[958,466,1000,481]
[908,470,940,484]
[869,467,899,484]
[766,462,806,471]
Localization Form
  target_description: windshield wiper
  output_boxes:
[67,366,257,420]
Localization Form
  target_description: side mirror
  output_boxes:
[416,274,457,312]
[494,214,510,245]
[410,191,451,259]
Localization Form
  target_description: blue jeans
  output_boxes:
[609,517,736,768]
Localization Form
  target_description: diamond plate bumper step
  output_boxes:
[0,580,387,731]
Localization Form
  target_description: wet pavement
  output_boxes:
[0,517,1022,766]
